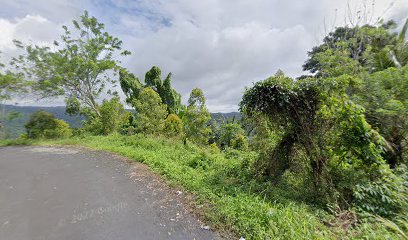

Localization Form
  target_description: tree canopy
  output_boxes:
[13,11,130,117]
[184,88,211,145]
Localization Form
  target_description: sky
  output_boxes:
[0,0,407,112]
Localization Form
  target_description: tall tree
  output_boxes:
[14,11,130,117]
[144,66,182,114]
[119,66,182,114]
[183,88,211,145]
[0,56,27,131]
[119,68,143,105]
[356,66,408,166]
[133,87,167,135]
[302,23,397,76]
[240,71,388,201]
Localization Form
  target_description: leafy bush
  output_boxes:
[133,87,167,135]
[84,97,127,135]
[354,165,408,218]
[183,88,211,145]
[231,134,248,150]
[120,112,137,136]
[163,114,183,137]
[25,110,72,139]
[218,122,248,150]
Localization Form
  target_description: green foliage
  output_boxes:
[354,165,408,218]
[133,87,167,135]
[99,97,126,135]
[230,134,248,151]
[183,88,211,145]
[218,122,248,150]
[356,66,408,166]
[240,71,393,210]
[163,114,183,137]
[303,24,396,75]
[119,112,137,136]
[240,72,321,179]
[310,43,360,77]
[65,97,81,116]
[83,97,127,135]
[0,56,28,131]
[25,110,72,139]
[0,70,26,102]
[119,68,143,105]
[144,66,182,114]
[120,66,183,115]
[14,11,130,117]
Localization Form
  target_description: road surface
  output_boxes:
[0,146,218,240]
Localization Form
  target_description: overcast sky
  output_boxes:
[0,0,407,112]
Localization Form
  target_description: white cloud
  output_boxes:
[0,15,59,52]
[0,0,407,112]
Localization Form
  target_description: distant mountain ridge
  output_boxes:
[0,104,241,138]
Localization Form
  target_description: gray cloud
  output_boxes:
[0,0,407,112]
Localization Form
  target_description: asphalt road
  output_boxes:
[0,146,218,240]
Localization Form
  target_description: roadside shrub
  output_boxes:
[25,110,72,139]
[99,97,126,135]
[231,134,249,150]
[120,112,137,136]
[218,122,247,150]
[188,152,213,170]
[163,114,183,137]
[354,165,408,218]
[133,87,167,135]
[84,97,128,135]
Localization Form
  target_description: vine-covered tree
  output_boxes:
[240,71,389,205]
[13,11,130,117]
[183,88,211,145]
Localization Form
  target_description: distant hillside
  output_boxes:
[210,112,242,123]
[0,105,84,138]
[0,105,241,139]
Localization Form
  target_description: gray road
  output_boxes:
[0,146,218,240]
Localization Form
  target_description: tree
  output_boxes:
[144,66,182,114]
[218,122,247,150]
[133,87,167,135]
[0,56,27,131]
[25,110,72,139]
[14,11,130,117]
[120,66,183,114]
[303,23,397,76]
[356,66,408,166]
[183,88,211,145]
[240,71,388,204]
[0,71,25,103]
[84,97,126,135]
[119,68,143,105]
[164,114,183,137]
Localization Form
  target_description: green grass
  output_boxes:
[0,134,402,239]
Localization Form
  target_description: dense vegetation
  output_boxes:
[1,11,407,239]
